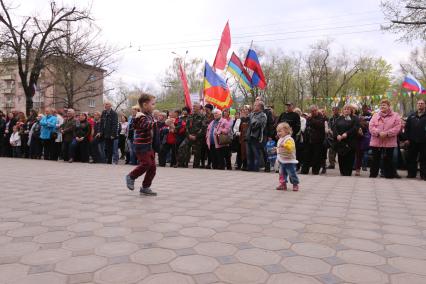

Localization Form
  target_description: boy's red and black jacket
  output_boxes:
[133,112,160,153]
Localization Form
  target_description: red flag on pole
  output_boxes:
[178,62,192,111]
[213,21,231,70]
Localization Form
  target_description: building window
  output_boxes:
[5,95,13,103]
[89,74,97,82]
[4,95,14,108]
[88,98,96,108]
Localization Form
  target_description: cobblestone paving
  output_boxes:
[1,158,426,283]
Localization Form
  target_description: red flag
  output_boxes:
[179,63,192,111]
[213,21,231,70]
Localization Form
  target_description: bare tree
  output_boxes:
[381,0,426,41]
[305,40,331,101]
[44,21,118,109]
[105,80,153,113]
[0,0,90,115]
[400,45,426,82]
[294,53,307,110]
[329,50,361,99]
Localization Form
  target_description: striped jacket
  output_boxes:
[133,112,155,153]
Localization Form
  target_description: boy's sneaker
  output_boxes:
[140,187,157,196]
[293,185,299,192]
[276,183,287,191]
[125,175,135,191]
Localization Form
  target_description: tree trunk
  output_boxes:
[25,95,34,117]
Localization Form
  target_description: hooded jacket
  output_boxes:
[369,111,401,148]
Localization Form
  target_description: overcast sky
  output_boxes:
[18,0,416,89]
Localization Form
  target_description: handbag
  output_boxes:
[50,131,58,140]
[217,133,232,145]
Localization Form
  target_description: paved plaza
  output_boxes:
[1,158,426,283]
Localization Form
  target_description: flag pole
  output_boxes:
[202,63,206,106]
[246,40,256,102]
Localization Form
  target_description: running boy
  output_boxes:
[276,122,300,191]
[125,93,158,196]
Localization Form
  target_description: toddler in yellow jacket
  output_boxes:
[276,123,300,191]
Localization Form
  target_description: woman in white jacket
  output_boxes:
[9,125,21,157]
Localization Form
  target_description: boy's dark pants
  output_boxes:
[129,150,156,189]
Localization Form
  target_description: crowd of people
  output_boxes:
[1,96,425,185]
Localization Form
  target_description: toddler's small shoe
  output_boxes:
[276,183,287,191]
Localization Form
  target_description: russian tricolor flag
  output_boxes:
[402,74,425,93]
[244,49,267,89]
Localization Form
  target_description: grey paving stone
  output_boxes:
[235,242,254,249]
[277,249,298,257]
[28,264,54,274]
[376,264,402,274]
[215,255,239,264]
[324,256,346,265]
[263,264,287,274]
[175,248,197,256]
[316,273,344,284]
[194,273,219,284]
[75,231,93,237]
[68,272,93,284]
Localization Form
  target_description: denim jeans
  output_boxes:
[280,162,300,185]
[247,138,261,172]
[99,140,106,163]
[127,139,137,165]
[362,149,370,168]
[112,138,119,164]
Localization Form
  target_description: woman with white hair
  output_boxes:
[39,107,58,160]
[206,109,230,169]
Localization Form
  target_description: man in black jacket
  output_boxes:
[405,99,426,180]
[247,101,267,172]
[255,96,275,172]
[276,102,301,139]
[301,105,326,175]
[100,101,119,164]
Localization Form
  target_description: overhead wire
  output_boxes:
[121,10,386,53]
[134,29,381,53]
[136,22,384,49]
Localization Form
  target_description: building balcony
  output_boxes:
[2,102,15,108]
[0,75,14,80]
[1,87,15,94]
